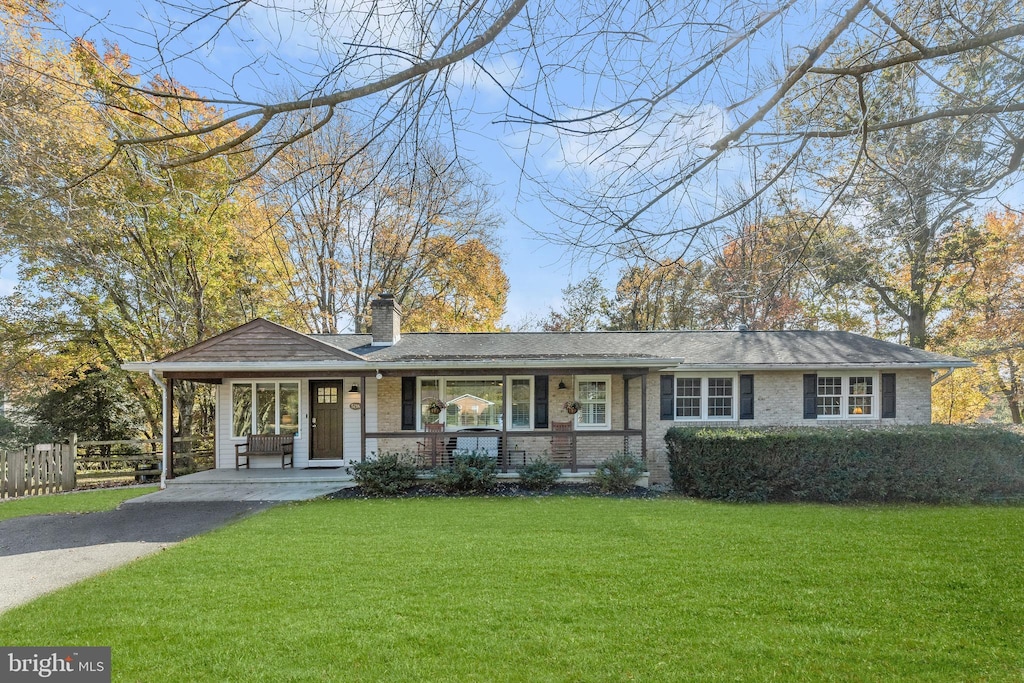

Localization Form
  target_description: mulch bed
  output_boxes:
[327,482,665,500]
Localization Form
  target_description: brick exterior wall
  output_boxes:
[643,369,935,485]
[370,369,934,485]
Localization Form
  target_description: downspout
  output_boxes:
[149,369,170,490]
[931,367,956,386]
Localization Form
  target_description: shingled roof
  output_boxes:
[311,329,969,369]
[124,319,970,372]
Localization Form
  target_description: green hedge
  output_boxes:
[666,426,1024,503]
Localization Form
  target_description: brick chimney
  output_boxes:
[370,293,402,346]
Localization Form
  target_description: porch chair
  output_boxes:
[549,421,574,468]
[417,423,446,468]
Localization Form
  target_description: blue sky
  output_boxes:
[0,0,601,327]
[5,1,1020,328]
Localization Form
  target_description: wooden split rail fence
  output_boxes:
[1,435,215,499]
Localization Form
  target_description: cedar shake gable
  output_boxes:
[158,319,364,363]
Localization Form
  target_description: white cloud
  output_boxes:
[445,56,522,97]
[548,101,728,178]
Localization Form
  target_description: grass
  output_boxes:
[0,486,157,521]
[0,498,1022,681]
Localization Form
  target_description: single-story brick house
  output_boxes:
[123,293,972,485]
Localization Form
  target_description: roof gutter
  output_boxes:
[147,370,169,491]
[658,362,975,372]
[122,358,688,373]
[123,357,974,375]
[931,367,957,386]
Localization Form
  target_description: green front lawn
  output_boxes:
[0,486,157,521]
[0,498,1021,681]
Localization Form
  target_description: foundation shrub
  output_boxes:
[431,451,498,494]
[594,452,646,493]
[666,426,1024,503]
[517,456,562,490]
[349,452,418,496]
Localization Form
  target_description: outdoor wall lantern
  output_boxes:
[348,383,361,410]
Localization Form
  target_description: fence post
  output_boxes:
[12,447,25,497]
[64,434,77,491]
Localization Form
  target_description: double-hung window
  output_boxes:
[508,377,534,430]
[816,374,875,418]
[674,375,736,421]
[575,375,610,429]
[231,381,300,438]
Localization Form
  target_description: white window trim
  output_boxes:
[506,376,534,431]
[815,372,879,419]
[229,380,301,439]
[417,378,444,431]
[417,376,507,432]
[575,375,611,430]
[673,374,739,422]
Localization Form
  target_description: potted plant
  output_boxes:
[562,399,581,415]
[426,399,447,415]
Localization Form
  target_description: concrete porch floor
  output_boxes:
[123,467,356,503]
[124,466,647,503]
[168,467,356,485]
[168,466,644,486]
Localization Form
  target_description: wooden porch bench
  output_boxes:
[235,434,294,469]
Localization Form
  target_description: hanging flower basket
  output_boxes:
[563,400,581,415]
[426,399,447,415]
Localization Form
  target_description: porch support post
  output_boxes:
[623,375,631,453]
[360,376,367,462]
[165,376,175,480]
[501,374,509,473]
[640,374,648,466]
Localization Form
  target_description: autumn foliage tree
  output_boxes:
[936,211,1024,423]
[0,16,290,435]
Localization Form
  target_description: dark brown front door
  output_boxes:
[310,381,344,460]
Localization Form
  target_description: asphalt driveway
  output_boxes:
[0,501,270,613]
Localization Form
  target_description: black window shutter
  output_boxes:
[401,377,416,430]
[739,374,754,420]
[803,374,818,419]
[534,375,549,429]
[881,373,896,418]
[660,375,675,420]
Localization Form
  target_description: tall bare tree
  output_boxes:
[23,0,1014,249]
[261,115,501,333]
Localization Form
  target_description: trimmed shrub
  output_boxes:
[349,452,418,496]
[666,426,1024,503]
[431,451,498,494]
[518,457,562,490]
[594,452,646,493]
